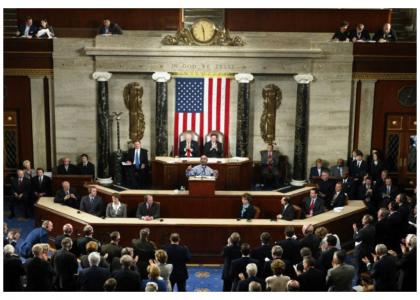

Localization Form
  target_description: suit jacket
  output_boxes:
[304,197,324,216]
[51,248,78,290]
[31,175,52,196]
[318,247,338,273]
[330,191,347,208]
[127,148,149,170]
[164,243,191,282]
[136,202,160,219]
[101,242,122,263]
[331,30,348,41]
[388,211,404,246]
[80,195,103,216]
[354,224,376,261]
[348,28,371,41]
[57,163,79,175]
[17,24,38,37]
[330,165,348,178]
[222,244,242,280]
[309,166,328,179]
[397,248,417,291]
[260,150,280,173]
[358,184,375,203]
[375,218,391,247]
[112,268,141,291]
[54,234,77,254]
[4,254,25,291]
[277,238,300,265]
[280,203,295,221]
[11,177,31,197]
[297,267,326,291]
[373,28,398,42]
[19,227,49,258]
[349,160,368,180]
[132,239,156,279]
[54,188,79,209]
[326,263,356,291]
[378,185,398,205]
[298,234,320,257]
[106,202,127,218]
[250,244,272,267]
[318,179,336,202]
[237,275,265,291]
[179,140,200,157]
[238,204,256,219]
[78,266,111,291]
[78,162,95,177]
[371,255,398,291]
[76,236,100,257]
[204,140,223,158]
[229,256,259,290]
[25,257,55,291]
[98,23,123,35]
[368,161,384,182]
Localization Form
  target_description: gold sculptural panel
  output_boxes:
[123,82,145,143]
[260,84,282,145]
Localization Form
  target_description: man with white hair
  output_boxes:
[373,23,398,43]
[394,234,417,291]
[19,220,53,258]
[55,223,74,250]
[52,237,78,290]
[54,181,79,208]
[248,281,262,292]
[236,263,265,291]
[25,243,55,291]
[57,157,79,175]
[78,251,111,291]
[112,254,141,291]
[10,169,32,218]
[4,244,25,291]
[179,131,199,157]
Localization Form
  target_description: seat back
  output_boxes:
[179,130,199,142]
[293,205,302,219]
[254,205,261,219]
[205,130,224,144]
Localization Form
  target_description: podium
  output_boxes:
[188,176,216,197]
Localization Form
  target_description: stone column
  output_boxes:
[235,73,254,157]
[291,74,314,186]
[152,72,171,156]
[358,80,377,155]
[92,72,112,178]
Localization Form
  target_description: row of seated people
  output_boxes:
[5,213,416,292]
[331,21,398,42]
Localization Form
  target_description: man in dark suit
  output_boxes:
[373,23,398,42]
[57,157,79,175]
[375,208,391,247]
[136,194,160,220]
[3,244,25,291]
[221,232,242,291]
[309,159,328,180]
[112,255,141,291]
[10,169,32,218]
[238,193,256,219]
[397,234,417,291]
[341,171,355,199]
[78,252,111,291]
[236,263,265,291]
[303,188,325,217]
[55,223,76,253]
[260,144,281,187]
[77,153,95,177]
[132,228,156,279]
[277,197,295,221]
[125,140,149,188]
[277,226,300,265]
[76,225,100,257]
[54,181,79,209]
[204,133,223,158]
[358,177,377,215]
[353,214,376,274]
[101,231,122,264]
[16,16,38,38]
[51,237,78,291]
[331,21,349,41]
[25,244,55,291]
[98,18,123,35]
[31,168,52,200]
[377,177,398,208]
[164,233,191,291]
[330,182,347,208]
[179,131,200,157]
[297,256,326,291]
[318,170,336,206]
[19,220,53,259]
[387,201,404,253]
[250,232,272,267]
[298,224,320,257]
[317,235,338,275]
[348,23,371,42]
[80,186,103,217]
[261,245,296,280]
[326,250,356,291]
[229,243,259,291]
[349,151,368,182]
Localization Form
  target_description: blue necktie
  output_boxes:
[135,150,140,169]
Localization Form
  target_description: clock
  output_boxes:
[398,86,416,107]
[190,18,217,44]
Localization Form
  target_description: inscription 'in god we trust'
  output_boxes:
[171,63,236,71]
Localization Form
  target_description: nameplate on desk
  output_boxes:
[188,176,216,181]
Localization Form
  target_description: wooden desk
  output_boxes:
[35,197,367,263]
[151,156,252,190]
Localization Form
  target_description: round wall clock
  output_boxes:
[191,18,217,44]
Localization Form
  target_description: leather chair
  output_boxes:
[253,206,261,219]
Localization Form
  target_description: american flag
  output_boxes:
[174,77,231,156]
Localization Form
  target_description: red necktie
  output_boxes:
[186,142,191,157]
[309,198,315,215]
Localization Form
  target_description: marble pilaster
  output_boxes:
[235,73,254,157]
[152,72,171,156]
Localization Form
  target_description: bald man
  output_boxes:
[57,157,79,175]
[10,169,32,218]
[373,23,397,43]
[54,181,79,208]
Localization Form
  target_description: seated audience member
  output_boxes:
[103,278,117,292]
[78,153,95,177]
[277,226,300,265]
[57,157,79,175]
[330,182,347,208]
[260,144,281,187]
[10,169,32,219]
[19,220,53,259]
[375,208,391,247]
[36,19,54,38]
[248,281,262,292]
[297,256,326,291]
[277,197,295,221]
[51,237,78,291]
[80,241,109,269]
[136,194,160,220]
[318,170,335,204]
[106,193,127,218]
[298,224,320,257]
[378,177,398,208]
[164,233,191,292]
[358,176,376,215]
[237,263,265,291]
[229,243,259,291]
[132,228,156,279]
[204,133,223,158]
[261,245,296,280]
[101,231,123,264]
[287,280,300,291]
[125,140,149,188]
[185,155,217,177]
[350,150,368,182]
[113,255,141,291]
[368,151,384,183]
[3,244,25,291]
[309,159,328,179]
[353,214,375,274]
[31,167,52,199]
[55,223,74,251]
[251,232,272,267]
[341,171,355,199]
[25,243,54,291]
[326,250,356,291]
[80,186,104,217]
[76,224,100,256]
[303,188,325,217]
[3,224,21,248]
[22,159,35,179]
[317,234,338,275]
[78,252,111,291]
[154,249,173,291]
[238,193,256,219]
[373,23,398,42]
[98,18,123,35]
[331,21,349,41]
[265,259,291,291]
[330,158,348,178]
[222,232,242,291]
[348,23,371,42]
[394,234,417,291]
[16,16,38,38]
[141,264,168,292]
[362,244,398,291]
[54,181,79,208]
[179,131,199,157]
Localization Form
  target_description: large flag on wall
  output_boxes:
[174,77,231,157]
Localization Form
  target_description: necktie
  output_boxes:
[387,186,390,194]
[309,199,315,215]
[202,166,206,176]
[39,177,42,184]
[65,166,68,172]
[135,150,140,169]
[357,161,361,168]
[186,142,191,157]
[268,152,272,170]
[339,167,342,177]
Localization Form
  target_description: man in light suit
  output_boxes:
[179,132,200,157]
[204,133,223,158]
[136,195,160,220]
[330,158,348,178]
[260,144,281,187]
[277,197,295,221]
[80,186,104,217]
[303,189,324,217]
[326,250,356,291]
[125,140,149,188]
